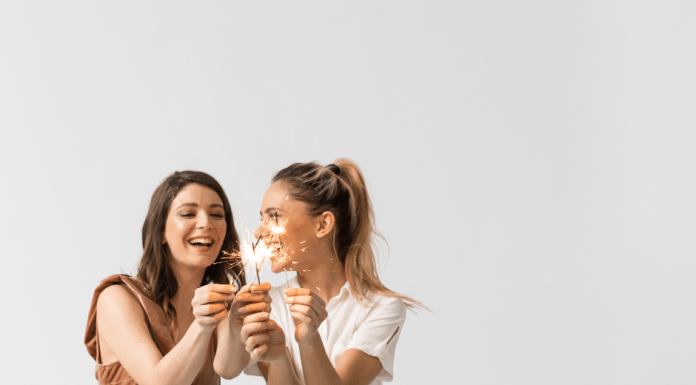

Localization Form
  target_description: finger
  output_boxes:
[197,309,228,326]
[237,284,251,295]
[242,311,270,325]
[205,291,234,303]
[207,303,227,314]
[235,293,270,303]
[241,321,275,340]
[250,343,269,361]
[283,287,312,297]
[250,282,271,293]
[288,304,314,317]
[284,295,315,306]
[194,303,227,317]
[284,288,326,307]
[246,333,270,353]
[239,301,272,315]
[285,296,327,320]
[200,283,236,293]
[290,311,313,326]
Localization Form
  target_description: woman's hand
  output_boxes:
[241,313,286,362]
[191,284,237,333]
[283,288,327,343]
[230,283,273,331]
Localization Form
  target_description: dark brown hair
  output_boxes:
[137,170,245,325]
[273,159,423,310]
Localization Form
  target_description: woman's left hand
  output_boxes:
[283,288,327,343]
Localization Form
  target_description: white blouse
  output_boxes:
[244,276,407,385]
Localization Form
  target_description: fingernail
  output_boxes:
[262,312,268,319]
[239,307,246,313]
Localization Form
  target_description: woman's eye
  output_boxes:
[212,213,224,218]
[179,212,194,217]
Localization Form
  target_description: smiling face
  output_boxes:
[163,183,227,272]
[255,181,321,273]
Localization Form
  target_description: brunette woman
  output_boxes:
[240,159,423,385]
[85,171,266,384]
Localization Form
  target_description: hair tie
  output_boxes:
[326,163,341,176]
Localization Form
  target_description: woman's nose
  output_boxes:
[254,223,264,239]
[197,213,212,229]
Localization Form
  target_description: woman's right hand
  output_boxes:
[191,283,237,333]
[229,283,273,331]
[241,312,286,362]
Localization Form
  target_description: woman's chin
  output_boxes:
[270,260,291,274]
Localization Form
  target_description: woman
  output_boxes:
[84,171,265,384]
[240,159,423,385]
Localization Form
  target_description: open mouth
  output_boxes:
[188,238,214,248]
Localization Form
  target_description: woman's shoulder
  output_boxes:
[94,274,151,299]
[360,291,407,319]
[85,275,152,360]
[91,274,155,329]
[95,276,147,318]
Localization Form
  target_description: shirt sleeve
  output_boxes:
[345,296,407,382]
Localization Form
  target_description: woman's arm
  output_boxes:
[213,283,273,379]
[285,287,400,385]
[298,336,383,385]
[240,305,301,385]
[96,284,231,385]
[258,347,301,385]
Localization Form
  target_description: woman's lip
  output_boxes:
[188,243,215,252]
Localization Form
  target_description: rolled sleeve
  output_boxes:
[345,297,407,382]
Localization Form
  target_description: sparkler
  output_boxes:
[269,210,291,288]
[225,210,289,287]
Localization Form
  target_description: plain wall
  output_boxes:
[1,1,695,384]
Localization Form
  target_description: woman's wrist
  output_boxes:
[194,320,217,335]
[296,331,322,350]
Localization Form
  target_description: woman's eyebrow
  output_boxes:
[176,203,224,209]
[264,207,282,214]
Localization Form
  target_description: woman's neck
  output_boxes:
[170,264,205,314]
[296,251,346,305]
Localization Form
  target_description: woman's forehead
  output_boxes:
[174,183,223,205]
[263,181,302,211]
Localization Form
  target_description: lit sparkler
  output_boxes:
[269,210,292,287]
[224,210,290,286]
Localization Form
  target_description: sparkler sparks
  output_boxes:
[223,210,292,286]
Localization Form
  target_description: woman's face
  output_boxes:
[255,181,319,273]
[163,183,227,272]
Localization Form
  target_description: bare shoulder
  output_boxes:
[96,284,147,332]
[96,283,160,366]
[97,284,142,315]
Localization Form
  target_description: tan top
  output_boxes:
[85,275,219,385]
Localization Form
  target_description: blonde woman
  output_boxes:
[241,159,422,385]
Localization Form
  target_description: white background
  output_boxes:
[1,1,695,384]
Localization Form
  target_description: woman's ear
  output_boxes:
[315,211,335,239]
